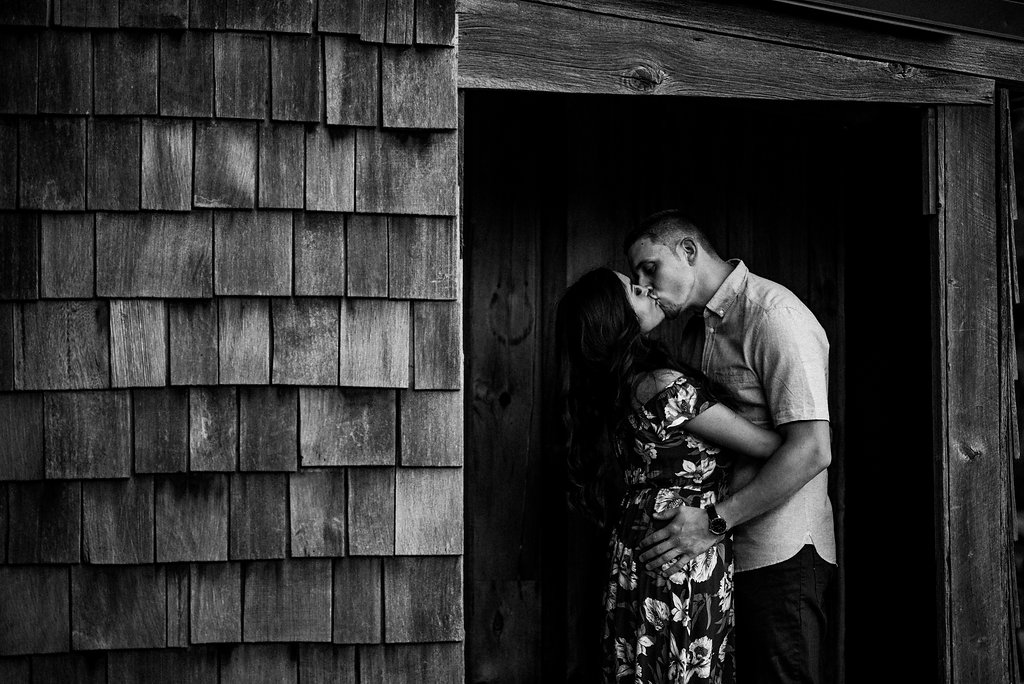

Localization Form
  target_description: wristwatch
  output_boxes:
[706,504,729,536]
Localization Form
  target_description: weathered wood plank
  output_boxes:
[38,30,91,114]
[385,0,413,44]
[394,466,461,554]
[93,31,158,114]
[272,34,322,122]
[191,561,242,643]
[165,560,190,647]
[300,388,396,466]
[169,300,218,385]
[0,486,6,562]
[160,32,214,117]
[189,386,238,471]
[141,117,193,210]
[355,129,457,215]
[156,474,229,561]
[0,303,12,390]
[220,645,297,684]
[318,0,359,33]
[194,120,257,208]
[294,213,346,296]
[388,217,456,298]
[16,301,109,390]
[189,0,225,28]
[107,648,218,684]
[399,390,462,466]
[229,473,288,559]
[272,298,339,384]
[7,480,81,563]
[218,297,271,384]
[243,560,333,642]
[324,36,379,127]
[0,212,39,300]
[72,565,167,650]
[215,211,292,295]
[413,300,461,389]
[469,579,543,683]
[305,125,356,211]
[382,46,456,129]
[360,643,464,683]
[0,31,37,114]
[19,117,86,210]
[299,645,356,684]
[31,653,106,684]
[339,298,410,387]
[55,0,118,27]
[44,390,132,478]
[384,556,462,641]
[120,0,188,27]
[359,0,386,42]
[333,557,382,642]
[110,299,167,387]
[134,388,188,471]
[0,392,44,480]
[346,214,388,297]
[0,657,26,682]
[225,0,313,32]
[1,0,48,23]
[290,469,347,557]
[258,123,305,209]
[215,33,268,120]
[88,117,141,210]
[347,467,395,555]
[40,213,94,298]
[239,386,298,471]
[0,567,68,656]
[415,0,456,46]
[82,476,154,564]
[0,120,16,208]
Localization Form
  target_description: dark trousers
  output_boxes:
[734,544,835,684]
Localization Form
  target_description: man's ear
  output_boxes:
[677,237,698,264]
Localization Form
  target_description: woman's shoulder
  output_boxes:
[634,368,692,407]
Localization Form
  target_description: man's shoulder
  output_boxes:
[741,269,812,314]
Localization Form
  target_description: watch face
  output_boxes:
[709,517,728,536]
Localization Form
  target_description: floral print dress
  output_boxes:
[602,374,735,684]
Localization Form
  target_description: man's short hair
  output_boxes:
[623,209,719,258]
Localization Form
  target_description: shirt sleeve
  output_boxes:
[659,375,718,431]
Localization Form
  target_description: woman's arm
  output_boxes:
[683,403,780,459]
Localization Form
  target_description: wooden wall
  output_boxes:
[0,0,464,681]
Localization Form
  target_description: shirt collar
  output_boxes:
[704,259,747,320]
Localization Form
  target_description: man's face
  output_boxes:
[627,237,697,319]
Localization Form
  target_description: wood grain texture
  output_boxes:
[0,303,12,390]
[44,390,132,478]
[243,560,333,642]
[333,557,382,643]
[346,214,388,297]
[189,386,238,471]
[194,120,257,208]
[413,300,461,389]
[169,300,218,385]
[300,388,396,466]
[109,299,167,387]
[166,531,191,648]
[218,297,271,384]
[38,30,92,114]
[214,211,292,295]
[272,298,340,384]
[156,474,229,561]
[96,212,213,297]
[71,565,167,650]
[384,556,463,641]
[7,480,81,563]
[0,392,44,479]
[272,34,322,122]
[0,566,68,656]
[381,46,456,129]
[82,476,154,564]
[16,300,109,390]
[0,657,26,682]
[93,31,158,114]
[55,0,118,26]
[346,466,395,555]
[258,123,305,209]
[388,217,456,298]
[339,298,410,387]
[324,36,379,127]
[305,125,356,211]
[229,473,288,559]
[215,33,268,120]
[107,648,218,684]
[355,128,457,215]
[19,117,86,210]
[120,0,188,27]
[189,0,226,28]
[399,389,462,466]
[160,31,214,117]
[415,0,456,45]
[220,645,297,684]
[385,0,413,44]
[359,0,386,42]
[225,0,313,32]
[191,562,242,643]
[134,388,189,472]
[298,645,356,684]
[239,386,298,471]
[0,212,39,299]
[294,213,347,296]
[290,469,347,557]
[318,0,359,33]
[142,117,193,210]
[394,466,461,554]
[31,653,106,684]
[40,213,94,298]
[360,643,464,683]
[0,120,16,208]
[0,31,37,114]
[1,0,49,22]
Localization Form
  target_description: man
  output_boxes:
[626,209,836,684]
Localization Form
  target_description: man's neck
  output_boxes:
[689,258,735,312]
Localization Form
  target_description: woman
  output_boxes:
[555,267,781,684]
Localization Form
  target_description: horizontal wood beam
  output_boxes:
[457,0,995,103]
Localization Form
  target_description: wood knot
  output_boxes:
[623,64,665,93]
[886,62,919,79]
[956,441,983,462]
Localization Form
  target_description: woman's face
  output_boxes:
[615,271,664,333]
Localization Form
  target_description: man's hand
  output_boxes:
[638,505,721,576]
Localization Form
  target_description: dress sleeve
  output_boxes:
[656,376,718,431]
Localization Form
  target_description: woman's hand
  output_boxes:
[639,504,722,575]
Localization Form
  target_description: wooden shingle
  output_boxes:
[19,117,86,210]
[394,467,462,554]
[0,392,44,480]
[120,0,188,28]
[16,301,109,390]
[55,0,118,27]
[339,298,410,387]
[160,32,214,117]
[218,298,271,384]
[97,212,213,297]
[214,211,292,295]
[220,645,297,684]
[169,300,218,385]
[0,120,16,208]
[333,557,382,643]
[215,33,268,120]
[388,217,456,299]
[239,386,298,471]
[294,213,347,296]
[413,300,461,389]
[0,657,25,681]
[318,0,359,33]
[359,0,386,42]
[324,36,378,127]
[300,388,396,466]
[346,467,395,555]
[82,477,154,564]
[156,474,229,562]
[229,473,288,559]
[0,486,5,562]
[243,560,332,642]
[272,35,322,122]
[305,125,356,211]
[134,388,189,472]
[0,303,12,390]
[290,469,346,557]
[399,390,462,466]
[71,565,167,650]
[168,562,190,647]
[272,298,339,384]
[110,299,167,387]
[194,120,257,208]
[299,645,356,684]
[31,653,107,684]
[44,390,132,479]
[189,0,225,28]
[0,0,46,23]
[0,566,68,656]
[346,214,388,297]
[382,46,456,129]
[0,212,39,300]
[258,123,305,209]
[0,31,37,114]
[385,0,413,45]
[38,30,92,114]
[384,556,463,642]
[107,648,218,684]
[93,31,158,115]
[87,117,141,210]
[41,213,94,298]
[191,562,242,643]
[360,643,464,683]
[355,129,456,215]
[189,386,238,471]
[142,118,193,210]
[7,480,81,564]
[226,0,314,33]
[415,0,456,46]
